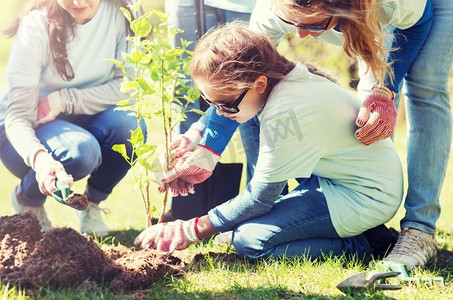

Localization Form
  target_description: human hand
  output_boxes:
[155,146,220,196]
[134,218,201,252]
[355,85,396,145]
[33,150,73,196]
[35,90,63,127]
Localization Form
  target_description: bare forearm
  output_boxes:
[196,215,219,240]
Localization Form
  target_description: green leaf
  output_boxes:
[120,7,131,23]
[130,50,145,64]
[150,69,160,81]
[187,86,200,100]
[122,52,134,64]
[136,144,156,158]
[139,54,152,65]
[130,127,145,145]
[117,99,130,106]
[132,18,152,37]
[137,76,153,94]
[123,81,139,91]
[138,158,153,171]
[189,108,206,116]
[112,144,129,160]
[170,27,184,35]
[153,10,169,22]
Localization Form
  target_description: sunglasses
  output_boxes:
[200,89,249,114]
[275,13,333,32]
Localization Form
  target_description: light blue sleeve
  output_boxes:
[208,180,287,232]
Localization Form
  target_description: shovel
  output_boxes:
[51,180,88,211]
[337,270,401,294]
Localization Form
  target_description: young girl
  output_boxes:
[135,22,403,260]
[0,0,146,235]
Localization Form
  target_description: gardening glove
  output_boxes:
[33,150,73,196]
[134,218,201,252]
[156,145,220,196]
[154,129,203,193]
[168,178,195,197]
[355,85,396,145]
[170,128,203,159]
[35,90,63,127]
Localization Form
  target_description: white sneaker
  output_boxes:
[383,227,437,270]
[11,186,52,232]
[79,202,110,237]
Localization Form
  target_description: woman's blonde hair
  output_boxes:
[190,21,296,96]
[4,0,132,81]
[274,0,393,83]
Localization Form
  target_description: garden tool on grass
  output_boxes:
[373,261,445,286]
[51,180,88,210]
[336,270,401,294]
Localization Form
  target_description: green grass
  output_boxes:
[1,1,453,299]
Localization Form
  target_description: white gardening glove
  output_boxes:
[134,218,201,252]
[154,128,204,195]
[170,128,203,159]
[33,150,73,196]
[35,90,63,127]
[155,145,220,196]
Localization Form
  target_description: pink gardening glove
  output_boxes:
[170,128,203,159]
[35,90,63,127]
[33,150,73,196]
[155,145,220,196]
[355,85,396,145]
[134,218,201,252]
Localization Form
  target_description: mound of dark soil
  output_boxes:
[0,212,185,292]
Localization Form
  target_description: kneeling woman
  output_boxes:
[135,21,403,260]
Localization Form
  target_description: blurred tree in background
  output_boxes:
[278,34,357,90]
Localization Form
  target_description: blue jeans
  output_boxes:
[0,107,146,206]
[232,176,372,259]
[401,0,453,234]
[165,0,257,182]
[358,0,453,234]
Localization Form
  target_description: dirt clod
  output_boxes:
[65,192,89,210]
[0,212,185,293]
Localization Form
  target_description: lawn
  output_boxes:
[0,1,452,299]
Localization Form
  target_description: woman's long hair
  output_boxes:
[4,0,132,81]
[191,21,296,96]
[275,0,393,84]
